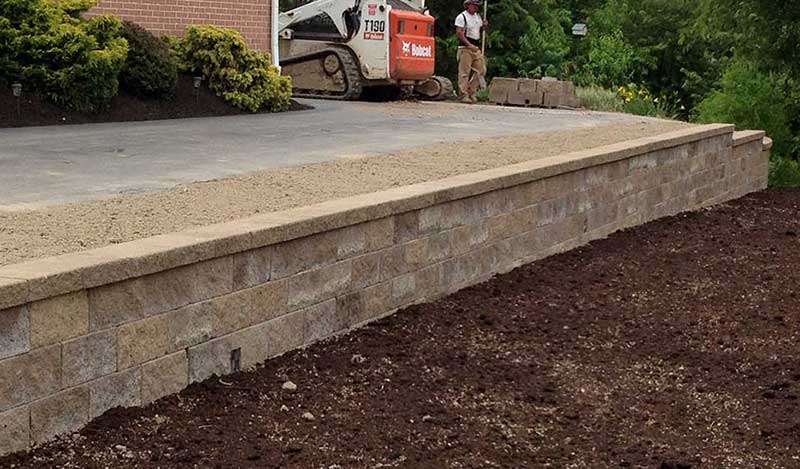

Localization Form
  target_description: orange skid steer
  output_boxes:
[278,0,453,100]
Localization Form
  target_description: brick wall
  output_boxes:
[0,126,770,455]
[89,0,272,52]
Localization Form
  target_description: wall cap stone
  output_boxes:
[733,130,766,147]
[0,124,737,310]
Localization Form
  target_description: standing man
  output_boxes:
[455,0,487,103]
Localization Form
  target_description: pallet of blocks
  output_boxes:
[488,77,579,109]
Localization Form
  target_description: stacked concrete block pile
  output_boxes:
[0,125,770,456]
[489,77,579,108]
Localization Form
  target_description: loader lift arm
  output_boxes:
[279,0,362,39]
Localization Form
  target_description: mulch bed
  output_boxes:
[3,189,799,468]
[0,75,310,128]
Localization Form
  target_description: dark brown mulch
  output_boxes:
[0,75,310,128]
[3,189,799,468]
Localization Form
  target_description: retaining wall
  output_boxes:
[0,125,770,455]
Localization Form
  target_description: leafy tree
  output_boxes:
[572,29,634,88]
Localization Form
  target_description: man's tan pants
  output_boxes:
[457,47,486,98]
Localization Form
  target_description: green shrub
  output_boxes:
[0,0,128,112]
[119,21,177,98]
[769,154,800,188]
[175,25,291,112]
[576,86,624,112]
[695,59,793,156]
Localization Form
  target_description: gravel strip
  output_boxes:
[0,120,688,266]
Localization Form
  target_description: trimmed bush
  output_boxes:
[176,25,291,112]
[0,0,128,112]
[120,21,177,98]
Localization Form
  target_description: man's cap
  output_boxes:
[463,0,481,6]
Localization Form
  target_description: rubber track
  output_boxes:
[285,46,363,101]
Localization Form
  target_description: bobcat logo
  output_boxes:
[402,41,411,55]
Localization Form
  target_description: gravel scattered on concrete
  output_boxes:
[0,120,688,266]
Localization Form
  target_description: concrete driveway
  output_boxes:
[0,99,641,208]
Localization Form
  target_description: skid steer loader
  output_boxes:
[278,0,453,100]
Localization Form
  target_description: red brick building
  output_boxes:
[89,0,273,52]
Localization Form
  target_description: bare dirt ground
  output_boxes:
[0,120,686,266]
[3,189,798,469]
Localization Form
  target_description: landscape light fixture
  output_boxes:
[193,76,203,105]
[11,83,22,118]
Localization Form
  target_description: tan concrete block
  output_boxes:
[251,279,289,324]
[352,251,382,290]
[0,305,29,360]
[443,252,483,288]
[86,279,144,332]
[336,292,364,328]
[29,291,88,350]
[393,211,419,243]
[542,93,563,108]
[30,387,89,445]
[271,232,337,279]
[428,232,452,263]
[89,368,141,419]
[337,218,392,259]
[188,325,267,383]
[289,261,351,310]
[263,310,305,359]
[336,225,367,259]
[537,79,564,96]
[514,78,543,106]
[210,288,255,338]
[362,282,392,323]
[365,217,395,251]
[391,273,416,306]
[88,256,233,331]
[415,264,445,300]
[303,299,341,343]
[0,345,61,412]
[166,302,213,352]
[450,222,490,256]
[586,202,619,232]
[0,276,29,312]
[232,246,272,290]
[418,205,443,235]
[533,199,557,227]
[117,315,168,370]
[488,206,536,241]
[63,330,116,387]
[381,239,429,280]
[488,77,517,104]
[0,405,29,455]
[142,351,188,404]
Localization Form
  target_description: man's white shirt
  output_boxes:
[455,11,482,41]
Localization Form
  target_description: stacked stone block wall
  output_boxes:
[0,126,769,455]
[88,0,272,52]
